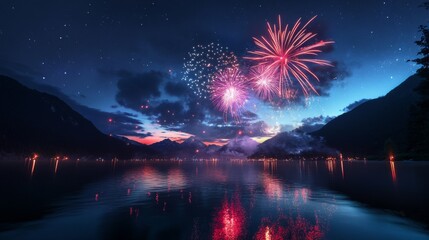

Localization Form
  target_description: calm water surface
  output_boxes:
[0,159,428,240]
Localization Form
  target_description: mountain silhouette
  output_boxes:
[250,130,336,159]
[150,139,181,155]
[150,137,207,158]
[251,75,428,159]
[0,75,156,158]
[313,75,425,158]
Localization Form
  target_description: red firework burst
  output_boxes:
[246,15,334,99]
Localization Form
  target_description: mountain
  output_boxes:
[250,131,336,159]
[312,75,425,158]
[0,75,156,158]
[150,136,259,158]
[150,136,207,158]
[218,136,259,157]
[181,136,206,149]
[150,139,181,154]
[205,144,222,154]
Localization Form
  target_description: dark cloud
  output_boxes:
[112,71,231,138]
[253,130,337,157]
[167,120,270,142]
[113,70,217,129]
[121,131,153,138]
[165,81,189,97]
[242,121,270,137]
[137,98,211,128]
[301,115,334,125]
[295,115,334,133]
[312,61,351,96]
[116,71,165,111]
[112,68,271,142]
[241,111,259,121]
[306,20,335,53]
[342,98,370,112]
[148,101,186,126]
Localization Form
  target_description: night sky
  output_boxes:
[0,0,427,145]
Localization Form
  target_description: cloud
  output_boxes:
[110,68,273,142]
[241,111,259,121]
[121,131,153,138]
[295,115,334,133]
[147,100,187,126]
[342,98,370,112]
[115,71,165,111]
[311,61,351,96]
[114,71,213,125]
[166,119,271,142]
[301,115,334,126]
[165,81,189,97]
[252,130,337,157]
[75,107,145,137]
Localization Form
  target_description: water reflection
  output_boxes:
[263,160,277,174]
[25,153,39,176]
[0,159,428,240]
[390,160,397,183]
[326,160,335,174]
[255,215,324,240]
[293,188,310,204]
[54,159,59,174]
[212,194,245,240]
[140,165,187,191]
[30,158,36,176]
[263,173,283,199]
[167,168,186,190]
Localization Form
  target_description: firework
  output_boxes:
[210,68,248,120]
[246,16,334,99]
[182,43,239,99]
[250,66,277,100]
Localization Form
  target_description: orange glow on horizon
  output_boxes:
[124,133,272,146]
[124,135,227,146]
[126,135,163,145]
[203,141,225,146]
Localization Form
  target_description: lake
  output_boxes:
[0,158,428,240]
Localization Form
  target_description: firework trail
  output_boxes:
[210,68,248,120]
[182,43,239,99]
[246,16,334,99]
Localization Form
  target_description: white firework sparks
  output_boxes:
[182,43,239,99]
